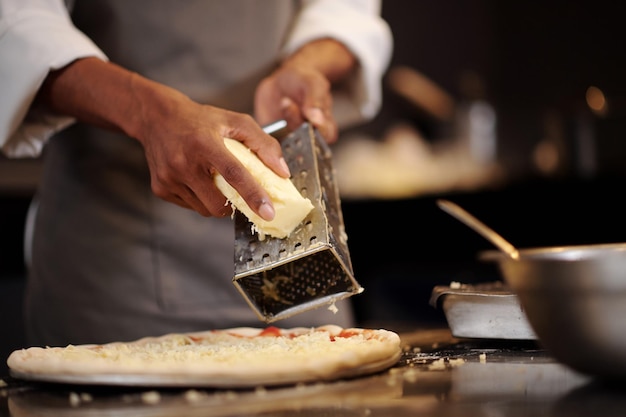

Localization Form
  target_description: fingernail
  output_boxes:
[258,201,275,221]
[307,108,325,126]
[279,157,291,177]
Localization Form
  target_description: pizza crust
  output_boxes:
[7,326,402,388]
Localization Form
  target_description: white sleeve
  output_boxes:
[0,0,108,158]
[282,0,393,128]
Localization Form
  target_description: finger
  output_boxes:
[298,77,337,143]
[185,178,234,218]
[164,194,194,211]
[225,115,290,179]
[174,185,215,217]
[157,186,213,217]
[304,105,338,143]
[153,172,232,218]
[253,78,283,126]
[218,164,276,222]
[209,136,277,222]
[280,97,305,132]
[280,94,337,143]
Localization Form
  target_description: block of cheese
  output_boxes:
[214,138,314,239]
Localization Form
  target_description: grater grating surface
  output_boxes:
[232,123,362,322]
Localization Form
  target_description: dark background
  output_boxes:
[342,0,626,328]
[2,1,626,373]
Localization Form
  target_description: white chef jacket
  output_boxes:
[0,0,392,347]
[0,0,392,157]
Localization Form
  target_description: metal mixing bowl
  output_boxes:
[482,243,626,380]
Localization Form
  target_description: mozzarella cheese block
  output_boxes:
[214,138,314,239]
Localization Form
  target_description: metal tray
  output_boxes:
[430,281,536,340]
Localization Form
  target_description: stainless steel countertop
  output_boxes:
[3,328,620,417]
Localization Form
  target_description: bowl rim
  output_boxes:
[479,242,626,262]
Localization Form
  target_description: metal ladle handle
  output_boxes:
[437,199,520,260]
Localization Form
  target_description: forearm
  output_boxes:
[35,56,187,144]
[35,56,289,220]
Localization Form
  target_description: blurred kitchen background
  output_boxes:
[2,0,626,364]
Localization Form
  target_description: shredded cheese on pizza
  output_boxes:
[7,325,401,387]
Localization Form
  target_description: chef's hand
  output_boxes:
[36,57,289,219]
[254,38,357,144]
[136,99,290,219]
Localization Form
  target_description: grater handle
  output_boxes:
[262,120,290,140]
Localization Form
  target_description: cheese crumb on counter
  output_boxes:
[403,368,419,383]
[141,391,161,405]
[427,357,465,371]
[69,392,81,407]
[184,389,207,403]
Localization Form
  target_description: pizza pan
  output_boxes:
[8,370,404,417]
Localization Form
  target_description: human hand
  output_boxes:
[255,63,337,143]
[254,39,356,144]
[36,57,291,219]
[136,91,290,219]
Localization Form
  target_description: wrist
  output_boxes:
[124,73,192,146]
[281,38,356,83]
[35,57,190,145]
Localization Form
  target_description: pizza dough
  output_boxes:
[7,325,402,388]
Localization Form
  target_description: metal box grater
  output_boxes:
[232,122,362,323]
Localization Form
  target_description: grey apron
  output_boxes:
[25,0,354,347]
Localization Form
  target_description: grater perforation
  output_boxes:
[232,123,362,323]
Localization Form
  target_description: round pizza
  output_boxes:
[7,325,402,388]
